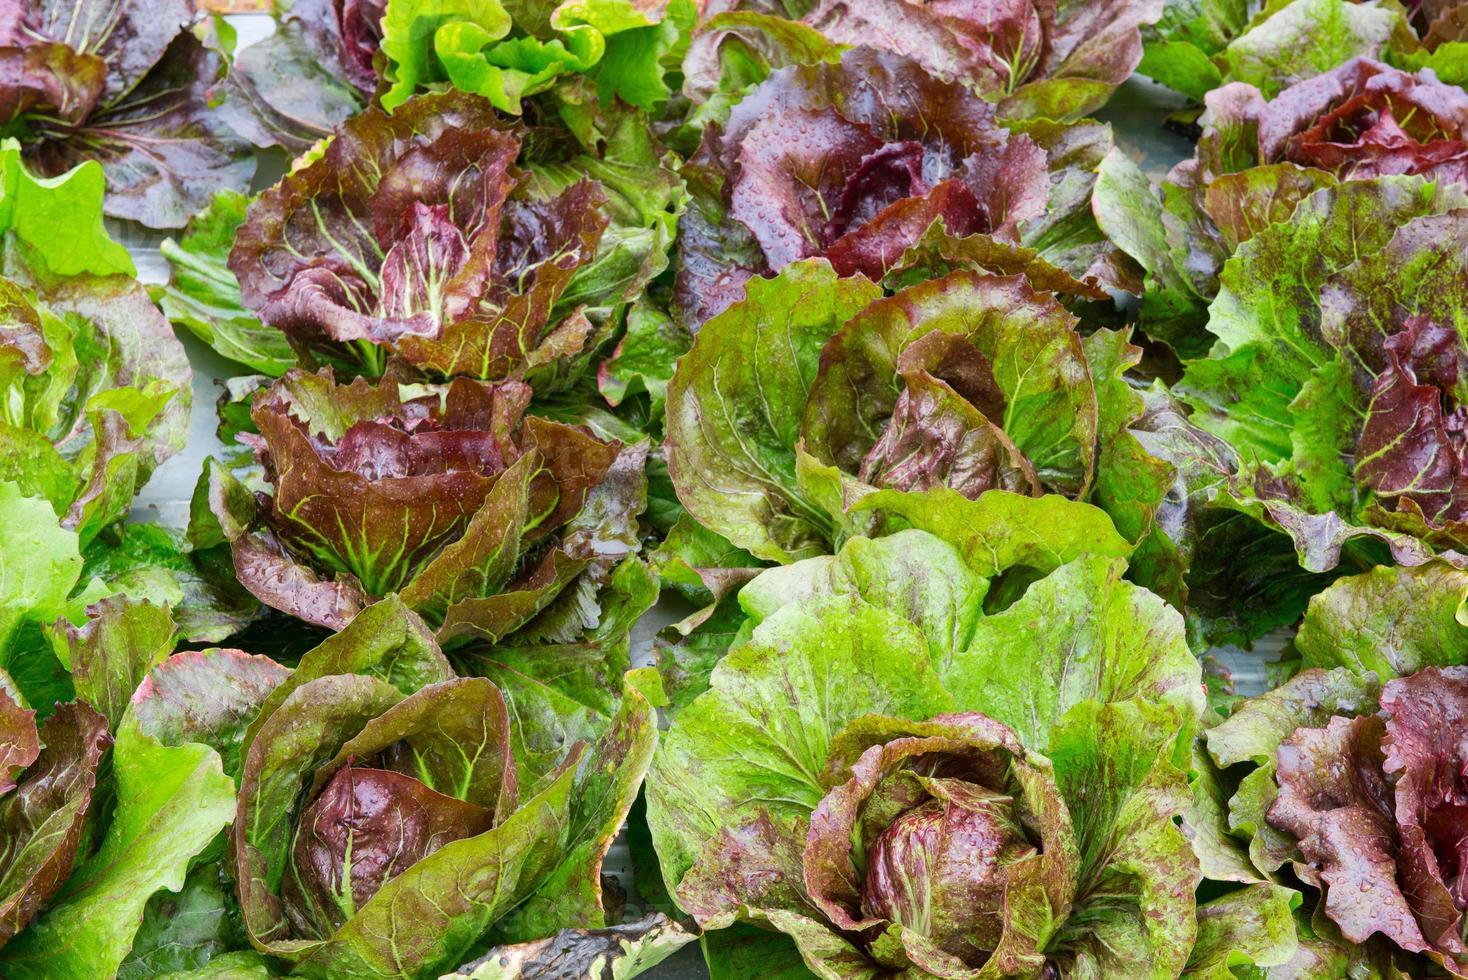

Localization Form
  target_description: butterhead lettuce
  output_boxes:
[674,47,1127,329]
[229,88,681,393]
[229,598,663,978]
[1174,176,1468,575]
[209,368,650,653]
[649,512,1205,978]
[661,257,1201,620]
[1096,57,1468,355]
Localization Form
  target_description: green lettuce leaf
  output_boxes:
[0,698,235,976]
[153,190,295,377]
[379,0,695,112]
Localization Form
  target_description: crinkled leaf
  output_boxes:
[945,555,1203,752]
[1295,561,1468,680]
[130,647,290,782]
[646,594,953,892]
[1183,883,1301,977]
[0,146,132,278]
[861,489,1132,581]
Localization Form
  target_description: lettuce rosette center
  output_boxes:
[862,798,1026,947]
[802,716,1058,974]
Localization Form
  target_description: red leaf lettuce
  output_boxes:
[0,0,254,227]
[209,368,650,654]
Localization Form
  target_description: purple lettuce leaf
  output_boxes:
[229,90,613,383]
[237,594,454,761]
[0,676,37,796]
[1265,668,1468,974]
[213,370,644,663]
[207,0,368,153]
[283,764,493,938]
[1,1,254,228]
[336,0,387,93]
[673,47,1055,328]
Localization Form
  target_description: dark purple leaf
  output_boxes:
[218,369,631,644]
[1355,315,1468,525]
[229,91,607,378]
[1272,59,1468,182]
[675,48,1051,326]
[211,0,366,152]
[336,0,386,93]
[791,0,1155,119]
[1265,669,1468,971]
[0,43,104,127]
[20,31,255,229]
[859,369,1041,497]
[282,765,496,939]
[1380,668,1468,953]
